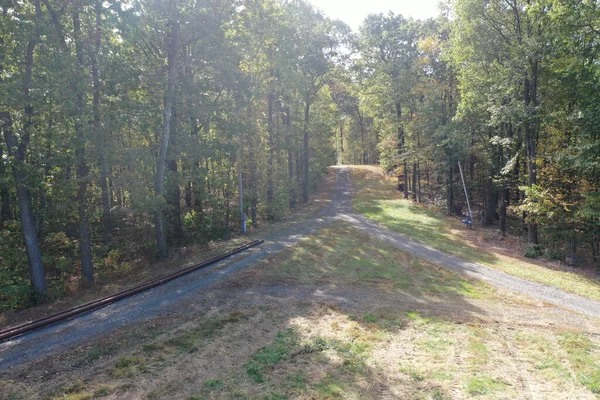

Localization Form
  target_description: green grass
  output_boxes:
[466,375,507,395]
[559,332,600,393]
[164,312,247,353]
[256,220,491,301]
[351,167,600,302]
[399,364,426,382]
[245,328,300,383]
[112,355,147,378]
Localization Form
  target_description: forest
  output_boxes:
[0,0,598,309]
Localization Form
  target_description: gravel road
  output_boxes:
[1,166,598,370]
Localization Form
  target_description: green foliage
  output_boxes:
[524,244,543,259]
[544,248,564,262]
[0,222,32,310]
[0,0,344,309]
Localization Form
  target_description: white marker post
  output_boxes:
[458,161,473,228]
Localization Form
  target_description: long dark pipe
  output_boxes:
[0,239,264,342]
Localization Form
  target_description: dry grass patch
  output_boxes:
[3,215,600,399]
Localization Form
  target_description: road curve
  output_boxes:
[1,166,599,370]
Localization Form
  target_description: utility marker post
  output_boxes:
[458,161,473,229]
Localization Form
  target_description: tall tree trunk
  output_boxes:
[73,5,94,285]
[404,162,409,200]
[284,106,295,209]
[267,92,275,218]
[166,157,182,243]
[302,96,310,203]
[339,120,344,164]
[155,16,179,259]
[359,115,367,164]
[2,0,47,295]
[485,177,495,225]
[166,107,182,243]
[412,162,417,201]
[295,150,302,207]
[2,111,47,295]
[225,161,232,237]
[396,103,404,192]
[417,160,421,203]
[500,183,507,236]
[524,64,539,244]
[90,0,110,239]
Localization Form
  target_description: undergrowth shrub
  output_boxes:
[524,244,543,258]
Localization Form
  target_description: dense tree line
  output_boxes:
[0,0,346,306]
[339,1,599,266]
[1,0,599,309]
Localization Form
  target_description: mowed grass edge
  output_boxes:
[350,166,600,303]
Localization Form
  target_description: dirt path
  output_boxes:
[1,166,599,371]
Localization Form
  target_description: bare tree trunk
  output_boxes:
[267,92,275,218]
[295,150,302,206]
[417,160,421,203]
[302,96,310,203]
[484,177,495,225]
[284,106,295,209]
[500,183,507,236]
[1,0,47,295]
[224,162,231,238]
[166,107,182,244]
[166,158,182,243]
[339,120,344,164]
[395,103,405,194]
[2,111,47,295]
[412,162,417,201]
[155,16,179,259]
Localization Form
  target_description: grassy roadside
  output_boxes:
[350,165,600,303]
[5,221,600,399]
[0,170,335,330]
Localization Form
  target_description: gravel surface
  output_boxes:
[331,167,600,319]
[1,166,599,370]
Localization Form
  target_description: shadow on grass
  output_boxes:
[17,220,502,400]
[182,222,489,399]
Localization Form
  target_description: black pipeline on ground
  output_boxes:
[0,239,264,342]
